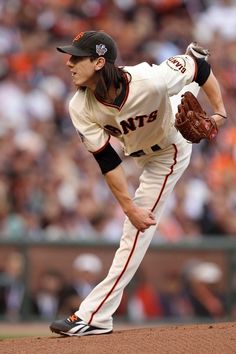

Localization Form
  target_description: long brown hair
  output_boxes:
[91,58,130,100]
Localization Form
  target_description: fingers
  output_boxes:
[139,214,156,233]
[136,220,156,233]
[149,214,156,221]
[147,219,157,227]
[129,207,156,232]
[139,223,156,233]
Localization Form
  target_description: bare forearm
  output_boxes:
[202,71,227,127]
[104,165,134,214]
[104,165,156,232]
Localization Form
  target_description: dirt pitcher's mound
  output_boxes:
[1,322,236,354]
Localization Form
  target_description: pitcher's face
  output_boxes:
[66,56,105,90]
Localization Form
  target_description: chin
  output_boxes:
[74,82,82,88]
[75,81,86,87]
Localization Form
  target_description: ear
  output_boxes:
[94,57,106,71]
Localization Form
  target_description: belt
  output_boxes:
[129,144,161,157]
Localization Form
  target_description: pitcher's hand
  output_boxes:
[125,205,156,232]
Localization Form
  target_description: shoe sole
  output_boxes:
[50,326,113,337]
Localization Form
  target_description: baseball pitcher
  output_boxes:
[50,31,227,336]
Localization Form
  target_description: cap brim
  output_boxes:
[56,45,90,57]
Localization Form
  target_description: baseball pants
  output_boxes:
[76,135,192,328]
[75,83,199,329]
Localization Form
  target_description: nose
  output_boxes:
[66,59,73,68]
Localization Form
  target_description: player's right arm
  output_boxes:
[155,54,210,96]
[160,55,226,129]
[201,71,227,128]
[69,95,156,232]
[104,165,156,232]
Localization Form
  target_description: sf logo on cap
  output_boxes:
[96,44,107,56]
[73,32,84,42]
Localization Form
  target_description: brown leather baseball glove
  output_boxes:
[175,91,218,143]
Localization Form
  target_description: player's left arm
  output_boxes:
[104,164,156,232]
[91,141,156,231]
[201,70,227,129]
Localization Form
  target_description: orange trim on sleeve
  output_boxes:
[191,56,198,82]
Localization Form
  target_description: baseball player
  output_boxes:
[50,31,227,336]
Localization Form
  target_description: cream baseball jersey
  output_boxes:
[69,54,197,156]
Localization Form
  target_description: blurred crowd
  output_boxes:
[0,251,228,322]
[0,0,236,243]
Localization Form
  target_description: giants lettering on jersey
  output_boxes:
[167,56,186,74]
[104,125,122,137]
[104,109,158,136]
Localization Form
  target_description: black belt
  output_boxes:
[130,144,161,157]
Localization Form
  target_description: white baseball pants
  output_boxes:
[76,136,192,328]
[76,83,199,328]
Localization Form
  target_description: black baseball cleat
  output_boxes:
[50,314,113,337]
[185,42,210,61]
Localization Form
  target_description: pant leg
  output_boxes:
[76,138,192,329]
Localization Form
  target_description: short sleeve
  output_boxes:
[152,55,197,96]
[69,99,110,153]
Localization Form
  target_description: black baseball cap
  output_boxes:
[57,31,117,64]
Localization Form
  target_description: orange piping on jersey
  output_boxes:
[191,57,198,83]
[151,144,178,212]
[88,228,140,325]
[87,143,178,325]
[90,136,111,154]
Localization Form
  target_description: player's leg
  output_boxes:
[50,136,192,336]
[77,139,192,326]
[133,137,192,230]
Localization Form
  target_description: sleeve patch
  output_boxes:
[166,56,187,74]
